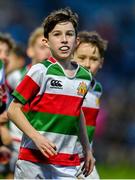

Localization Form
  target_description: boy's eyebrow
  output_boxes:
[52,30,75,33]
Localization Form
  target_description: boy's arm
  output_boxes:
[0,124,12,146]
[7,99,57,158]
[79,109,95,177]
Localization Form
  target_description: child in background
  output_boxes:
[8,8,95,179]
[6,26,51,176]
[6,44,26,93]
[27,26,51,65]
[74,31,108,179]
[0,60,11,165]
[6,44,25,76]
[0,32,14,177]
[6,27,50,92]
[0,32,14,112]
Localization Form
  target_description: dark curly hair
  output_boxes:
[42,7,78,38]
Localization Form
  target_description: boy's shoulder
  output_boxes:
[88,76,102,92]
[41,58,64,77]
[93,79,103,94]
[41,57,57,68]
[41,59,54,68]
[76,65,93,81]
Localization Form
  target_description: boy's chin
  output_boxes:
[57,54,72,60]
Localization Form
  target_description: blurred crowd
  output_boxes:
[0,0,135,177]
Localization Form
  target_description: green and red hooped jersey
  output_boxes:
[12,57,92,166]
[83,80,102,142]
[77,79,102,158]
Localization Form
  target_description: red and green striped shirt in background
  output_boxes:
[6,64,32,93]
[6,64,32,152]
[12,57,93,166]
[0,59,7,113]
[77,79,102,159]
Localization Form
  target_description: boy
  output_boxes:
[74,31,108,179]
[7,8,95,179]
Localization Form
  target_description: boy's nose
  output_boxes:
[85,59,90,69]
[61,35,68,43]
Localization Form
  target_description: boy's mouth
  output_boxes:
[59,46,70,51]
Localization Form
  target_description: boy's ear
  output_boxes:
[76,37,80,46]
[42,38,49,48]
[26,47,34,58]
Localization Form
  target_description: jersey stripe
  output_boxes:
[21,131,78,153]
[86,126,95,142]
[26,93,82,116]
[24,111,78,135]
[13,90,27,104]
[82,107,99,126]
[19,147,80,166]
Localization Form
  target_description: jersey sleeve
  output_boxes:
[12,64,44,105]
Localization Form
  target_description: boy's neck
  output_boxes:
[58,59,72,70]
[58,59,78,77]
[32,59,39,66]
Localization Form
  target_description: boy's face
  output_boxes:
[0,42,10,66]
[74,42,103,75]
[28,35,50,63]
[8,52,25,71]
[46,21,77,61]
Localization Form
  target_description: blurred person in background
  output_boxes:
[6,26,51,178]
[6,26,51,93]
[27,26,51,66]
[6,44,26,93]
[5,44,25,76]
[74,31,108,179]
[0,32,14,178]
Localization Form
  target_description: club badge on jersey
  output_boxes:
[77,81,87,96]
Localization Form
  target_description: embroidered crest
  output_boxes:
[77,82,87,96]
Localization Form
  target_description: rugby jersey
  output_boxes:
[12,57,92,166]
[77,79,102,158]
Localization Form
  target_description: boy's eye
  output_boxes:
[78,56,85,60]
[91,58,98,61]
[53,33,60,36]
[67,32,74,36]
